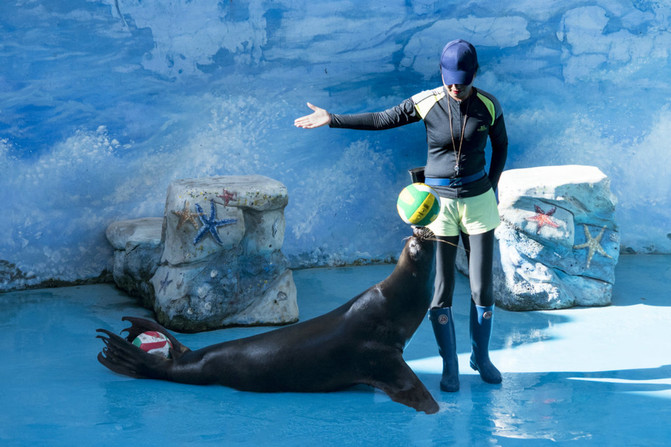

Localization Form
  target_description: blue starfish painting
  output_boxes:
[158,271,173,293]
[193,200,237,246]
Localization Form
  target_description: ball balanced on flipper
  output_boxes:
[397,183,440,226]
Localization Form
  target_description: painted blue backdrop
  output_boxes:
[1,0,670,291]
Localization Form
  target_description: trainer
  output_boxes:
[294,39,508,392]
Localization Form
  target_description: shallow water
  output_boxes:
[1,255,670,446]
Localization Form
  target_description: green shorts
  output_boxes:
[427,188,501,237]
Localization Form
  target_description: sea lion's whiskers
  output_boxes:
[402,234,467,251]
[425,237,468,252]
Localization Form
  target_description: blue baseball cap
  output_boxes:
[440,39,478,85]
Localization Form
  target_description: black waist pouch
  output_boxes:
[408,167,425,183]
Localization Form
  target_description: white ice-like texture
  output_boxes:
[401,16,531,79]
[1,0,671,290]
[556,5,670,83]
[100,0,269,77]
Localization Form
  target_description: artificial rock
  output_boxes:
[106,218,163,309]
[494,165,620,310]
[107,175,298,331]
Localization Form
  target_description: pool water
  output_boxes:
[1,255,670,446]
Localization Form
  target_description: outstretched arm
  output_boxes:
[294,102,331,129]
[295,98,420,130]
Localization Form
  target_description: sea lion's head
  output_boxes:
[382,226,436,325]
[403,226,436,270]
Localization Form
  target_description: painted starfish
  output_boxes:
[158,271,173,294]
[172,200,201,230]
[193,200,237,246]
[573,225,612,269]
[526,205,560,234]
[217,189,238,206]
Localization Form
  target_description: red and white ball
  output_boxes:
[132,331,173,358]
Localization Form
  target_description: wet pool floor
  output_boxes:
[1,255,670,446]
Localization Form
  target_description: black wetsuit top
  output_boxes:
[329,86,508,199]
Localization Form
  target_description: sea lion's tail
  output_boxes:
[96,316,190,379]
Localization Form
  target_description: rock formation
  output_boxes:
[107,175,298,331]
[494,165,620,310]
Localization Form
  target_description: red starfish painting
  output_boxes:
[526,205,560,234]
[217,189,237,206]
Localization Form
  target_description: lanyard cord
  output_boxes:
[447,95,470,177]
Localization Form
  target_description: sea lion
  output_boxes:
[97,226,439,414]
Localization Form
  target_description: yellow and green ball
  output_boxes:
[396,183,441,226]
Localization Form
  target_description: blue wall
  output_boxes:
[1,0,670,290]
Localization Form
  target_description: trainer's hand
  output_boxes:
[294,102,331,128]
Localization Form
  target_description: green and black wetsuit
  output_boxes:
[329,86,508,199]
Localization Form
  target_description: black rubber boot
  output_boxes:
[469,301,502,384]
[429,307,460,392]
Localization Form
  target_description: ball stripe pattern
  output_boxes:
[132,331,173,357]
[397,183,441,226]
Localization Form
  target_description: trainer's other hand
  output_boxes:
[294,102,331,129]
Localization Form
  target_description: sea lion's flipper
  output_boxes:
[120,316,191,357]
[96,328,170,380]
[373,359,439,414]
